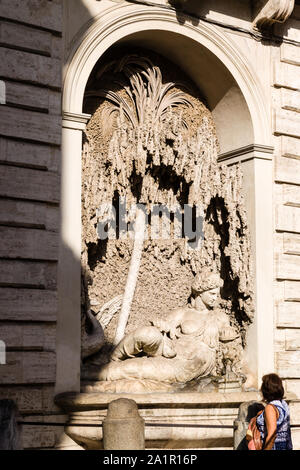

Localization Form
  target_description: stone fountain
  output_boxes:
[55,50,258,450]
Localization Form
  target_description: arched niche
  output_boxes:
[56,4,274,395]
[108,29,254,155]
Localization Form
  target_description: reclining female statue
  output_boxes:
[97,269,240,385]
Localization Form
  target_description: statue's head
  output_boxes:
[191,270,223,309]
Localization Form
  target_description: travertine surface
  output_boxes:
[84,271,245,390]
[1,0,300,450]
[81,50,254,371]
[0,0,63,451]
[273,5,300,402]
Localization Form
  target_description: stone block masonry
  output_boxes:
[273,5,300,447]
[0,0,65,449]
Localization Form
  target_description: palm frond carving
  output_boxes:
[87,55,193,132]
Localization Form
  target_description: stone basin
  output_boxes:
[55,391,264,450]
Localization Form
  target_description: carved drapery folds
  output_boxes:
[252,0,295,30]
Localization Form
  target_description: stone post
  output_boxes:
[103,398,145,450]
[233,400,264,450]
[0,400,22,450]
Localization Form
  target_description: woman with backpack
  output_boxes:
[256,373,293,450]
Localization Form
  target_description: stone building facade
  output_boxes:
[1,0,300,450]
[0,0,64,449]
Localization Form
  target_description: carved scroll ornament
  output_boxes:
[253,0,295,30]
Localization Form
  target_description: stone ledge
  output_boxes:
[55,391,265,412]
[55,391,297,450]
[56,391,262,450]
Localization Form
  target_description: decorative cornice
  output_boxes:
[218,144,274,164]
[62,112,91,131]
[253,0,295,30]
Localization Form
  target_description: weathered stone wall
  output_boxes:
[272,4,300,446]
[0,0,70,450]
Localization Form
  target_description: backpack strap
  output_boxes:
[262,404,279,450]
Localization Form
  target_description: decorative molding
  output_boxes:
[253,0,295,30]
[218,144,274,164]
[62,111,91,131]
[63,3,271,145]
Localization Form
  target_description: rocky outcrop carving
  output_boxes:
[86,55,196,208]
[252,0,295,30]
[81,50,254,374]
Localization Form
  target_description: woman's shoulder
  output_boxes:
[265,402,280,417]
[269,400,290,422]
